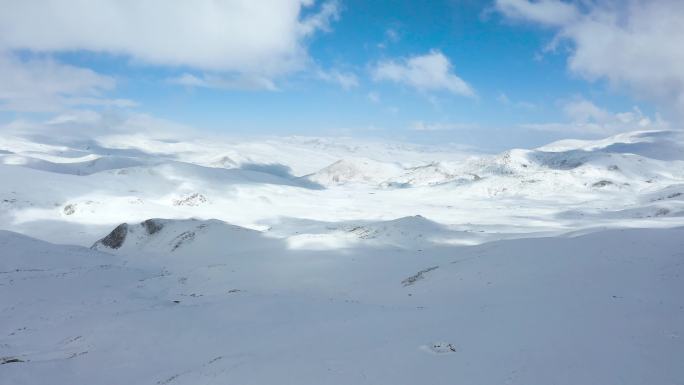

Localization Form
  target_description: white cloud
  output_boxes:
[169,73,278,91]
[561,99,611,123]
[316,69,359,90]
[372,51,475,97]
[0,53,135,112]
[298,0,340,36]
[0,1,340,109]
[495,0,684,117]
[0,0,339,77]
[522,98,667,135]
[495,0,579,26]
[1,109,196,141]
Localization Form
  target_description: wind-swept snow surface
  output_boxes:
[1,129,684,384]
[2,226,683,385]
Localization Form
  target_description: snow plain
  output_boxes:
[1,129,683,384]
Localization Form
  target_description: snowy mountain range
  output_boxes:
[2,129,683,385]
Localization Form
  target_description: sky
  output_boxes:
[0,0,683,151]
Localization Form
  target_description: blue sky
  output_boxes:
[0,0,681,150]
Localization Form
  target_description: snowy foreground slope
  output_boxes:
[1,129,684,384]
[2,225,683,385]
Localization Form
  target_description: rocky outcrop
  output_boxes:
[94,223,129,249]
[142,219,164,235]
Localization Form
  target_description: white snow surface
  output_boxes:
[1,129,683,384]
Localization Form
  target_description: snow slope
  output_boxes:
[2,226,683,385]
[91,218,277,260]
[304,157,404,186]
[539,129,684,161]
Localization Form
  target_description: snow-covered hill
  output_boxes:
[300,130,684,193]
[91,218,276,258]
[539,129,684,161]
[2,225,683,385]
[304,157,404,186]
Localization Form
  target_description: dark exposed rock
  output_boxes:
[143,219,164,235]
[171,231,195,251]
[654,208,671,217]
[63,204,76,215]
[1,357,24,364]
[98,223,129,249]
[428,342,457,354]
[651,192,683,202]
[172,193,207,206]
[592,180,614,188]
[402,266,439,286]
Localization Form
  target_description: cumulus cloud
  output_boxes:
[372,51,475,97]
[0,0,339,77]
[561,98,612,123]
[0,53,135,112]
[0,1,340,110]
[522,98,668,135]
[495,0,684,117]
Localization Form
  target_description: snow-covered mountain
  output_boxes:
[301,130,684,193]
[1,129,682,246]
[2,128,684,385]
[304,157,404,186]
